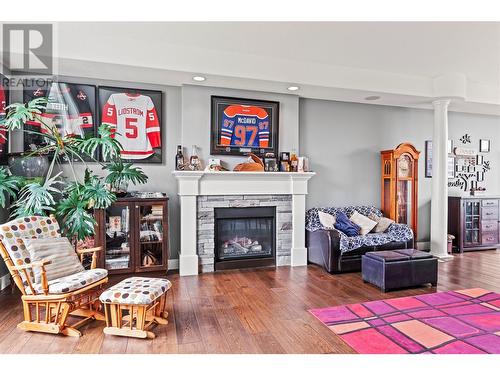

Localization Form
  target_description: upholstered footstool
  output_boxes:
[362,249,438,292]
[100,277,172,339]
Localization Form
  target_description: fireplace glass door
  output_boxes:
[214,207,276,265]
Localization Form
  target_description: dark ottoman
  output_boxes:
[361,249,438,292]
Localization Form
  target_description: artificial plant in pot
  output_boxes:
[0,97,148,244]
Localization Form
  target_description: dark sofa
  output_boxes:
[306,206,414,274]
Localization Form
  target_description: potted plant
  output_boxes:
[0,97,148,243]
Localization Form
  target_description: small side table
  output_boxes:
[99,277,171,339]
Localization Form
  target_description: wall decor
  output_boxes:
[210,96,279,156]
[447,139,453,154]
[459,134,471,144]
[424,140,432,178]
[23,80,98,160]
[447,157,455,179]
[454,147,477,157]
[479,139,491,153]
[476,154,484,165]
[0,73,9,164]
[99,86,163,163]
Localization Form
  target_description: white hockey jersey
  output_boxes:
[102,93,161,160]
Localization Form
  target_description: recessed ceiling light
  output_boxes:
[287,86,300,91]
[192,76,206,82]
[365,95,381,101]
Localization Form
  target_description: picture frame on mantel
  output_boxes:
[210,96,279,156]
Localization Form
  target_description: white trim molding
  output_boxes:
[172,171,315,276]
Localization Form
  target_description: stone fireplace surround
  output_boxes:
[172,171,315,276]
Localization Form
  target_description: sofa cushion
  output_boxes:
[306,206,382,232]
[318,211,336,229]
[350,210,377,235]
[368,213,394,233]
[24,237,85,284]
[334,212,360,237]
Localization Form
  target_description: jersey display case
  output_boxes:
[380,143,420,239]
[95,196,169,275]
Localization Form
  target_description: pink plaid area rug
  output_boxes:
[309,288,500,354]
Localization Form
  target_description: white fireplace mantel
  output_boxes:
[172,171,315,276]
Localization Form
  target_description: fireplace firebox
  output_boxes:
[214,206,276,270]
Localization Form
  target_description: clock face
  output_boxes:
[398,155,412,178]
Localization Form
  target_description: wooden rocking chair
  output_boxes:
[0,216,108,337]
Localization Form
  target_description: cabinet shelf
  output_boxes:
[95,197,169,275]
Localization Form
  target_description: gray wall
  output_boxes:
[300,98,500,242]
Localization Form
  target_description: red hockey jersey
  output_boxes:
[0,85,6,152]
[102,93,160,160]
[0,85,6,118]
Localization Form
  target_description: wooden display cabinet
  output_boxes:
[381,143,420,239]
[94,196,169,275]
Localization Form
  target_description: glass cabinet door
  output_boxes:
[136,202,166,271]
[104,204,132,271]
[464,200,481,246]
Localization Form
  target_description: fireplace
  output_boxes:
[214,206,276,270]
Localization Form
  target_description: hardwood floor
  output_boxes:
[0,250,498,354]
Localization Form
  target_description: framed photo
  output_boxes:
[425,140,433,178]
[210,96,279,156]
[447,139,453,154]
[479,139,490,153]
[23,80,98,161]
[98,86,163,163]
[476,154,484,165]
[447,157,455,179]
[0,73,10,164]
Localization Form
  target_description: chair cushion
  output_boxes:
[0,216,61,286]
[29,268,108,294]
[334,212,360,237]
[100,277,172,305]
[350,210,377,235]
[24,237,85,283]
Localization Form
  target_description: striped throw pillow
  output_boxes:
[24,237,85,284]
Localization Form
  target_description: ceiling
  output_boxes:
[40,22,500,114]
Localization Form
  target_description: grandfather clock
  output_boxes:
[381,143,420,239]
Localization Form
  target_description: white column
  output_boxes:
[291,194,308,266]
[430,99,453,259]
[179,195,199,275]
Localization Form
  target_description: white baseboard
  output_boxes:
[417,241,431,251]
[168,259,179,270]
[0,274,10,291]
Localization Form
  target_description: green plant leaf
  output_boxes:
[104,158,148,188]
[56,190,97,241]
[1,98,47,131]
[0,167,23,208]
[81,169,116,209]
[11,172,62,218]
[73,124,122,162]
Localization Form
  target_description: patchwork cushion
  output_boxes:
[100,277,172,305]
[334,212,360,237]
[318,211,336,229]
[350,210,377,235]
[368,213,394,233]
[28,268,108,295]
[24,237,85,283]
[0,216,61,286]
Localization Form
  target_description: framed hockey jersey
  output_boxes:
[0,73,9,164]
[211,96,279,156]
[98,86,162,163]
[23,80,98,160]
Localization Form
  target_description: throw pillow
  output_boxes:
[318,211,336,229]
[350,210,377,235]
[368,213,395,233]
[24,237,85,284]
[334,212,360,237]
